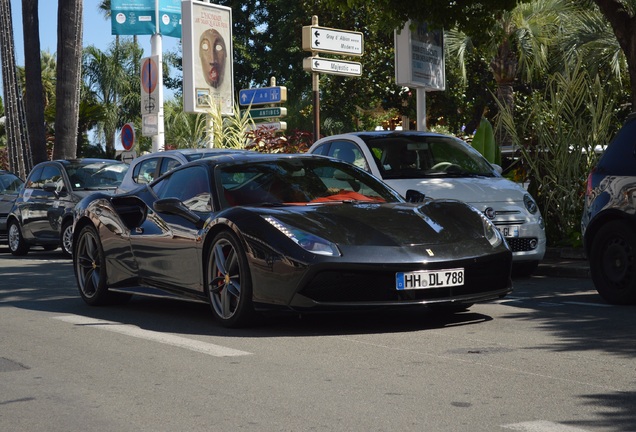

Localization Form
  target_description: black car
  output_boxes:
[7,159,128,257]
[582,112,636,304]
[0,170,24,244]
[72,152,512,328]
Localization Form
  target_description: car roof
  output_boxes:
[176,151,331,168]
[36,158,123,166]
[322,131,452,140]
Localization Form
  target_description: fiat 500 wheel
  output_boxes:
[8,221,29,256]
[206,231,255,328]
[590,220,636,305]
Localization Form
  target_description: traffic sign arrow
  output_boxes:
[239,86,288,106]
[303,57,362,77]
[302,25,364,56]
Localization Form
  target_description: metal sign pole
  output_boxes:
[311,15,320,142]
[151,0,165,152]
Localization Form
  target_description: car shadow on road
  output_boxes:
[0,251,493,338]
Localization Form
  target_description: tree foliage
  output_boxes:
[497,60,619,245]
[324,0,524,37]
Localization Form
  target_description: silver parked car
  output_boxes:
[309,131,546,276]
[117,148,247,193]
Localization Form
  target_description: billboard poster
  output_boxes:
[111,0,182,38]
[182,0,234,115]
[394,21,445,90]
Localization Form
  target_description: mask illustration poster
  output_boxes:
[182,1,234,114]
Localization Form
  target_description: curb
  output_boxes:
[533,247,590,279]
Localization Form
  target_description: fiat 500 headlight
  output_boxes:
[524,193,538,214]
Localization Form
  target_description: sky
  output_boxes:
[1,0,181,97]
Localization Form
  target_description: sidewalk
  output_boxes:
[533,247,590,279]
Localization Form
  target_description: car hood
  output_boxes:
[385,177,527,205]
[253,200,490,249]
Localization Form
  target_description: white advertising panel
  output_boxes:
[182,0,234,114]
[394,21,445,90]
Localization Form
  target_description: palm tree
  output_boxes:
[559,3,626,85]
[21,0,48,164]
[54,0,83,159]
[83,41,140,158]
[0,0,32,177]
[445,0,576,144]
[593,0,636,110]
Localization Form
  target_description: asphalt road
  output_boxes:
[1,247,635,432]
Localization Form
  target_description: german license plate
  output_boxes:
[499,225,520,237]
[396,268,464,290]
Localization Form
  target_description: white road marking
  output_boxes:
[502,420,591,431]
[562,301,612,307]
[53,315,251,357]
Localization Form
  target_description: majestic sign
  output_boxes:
[303,57,362,77]
[182,0,234,115]
[111,0,181,38]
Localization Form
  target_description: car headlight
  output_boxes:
[471,209,504,248]
[523,194,538,214]
[264,216,341,256]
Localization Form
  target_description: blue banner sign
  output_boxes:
[111,0,181,38]
[239,86,288,106]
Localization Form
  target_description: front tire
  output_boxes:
[61,220,73,257]
[590,220,636,305]
[8,220,29,256]
[206,231,255,328]
[74,225,130,306]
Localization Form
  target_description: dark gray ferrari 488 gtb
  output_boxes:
[72,152,512,327]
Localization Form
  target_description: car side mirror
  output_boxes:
[153,197,204,229]
[405,189,426,203]
[491,163,503,174]
[43,182,66,197]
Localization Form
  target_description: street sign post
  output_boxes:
[239,86,287,106]
[121,123,136,151]
[302,25,364,56]
[303,57,362,77]
[243,107,287,119]
[141,56,160,116]
[247,121,287,132]
[120,150,137,164]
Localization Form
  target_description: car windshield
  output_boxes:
[0,173,23,193]
[363,135,496,180]
[218,158,401,208]
[66,162,129,190]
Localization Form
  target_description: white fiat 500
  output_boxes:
[309,131,546,275]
